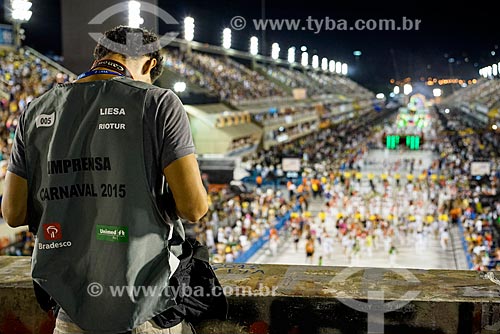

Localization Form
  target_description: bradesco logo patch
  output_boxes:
[96,225,128,243]
[35,113,55,128]
[43,223,62,240]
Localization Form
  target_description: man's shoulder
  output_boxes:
[21,86,60,117]
[115,79,182,111]
[115,77,172,96]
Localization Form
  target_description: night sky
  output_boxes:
[1,0,498,93]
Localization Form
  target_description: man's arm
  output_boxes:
[1,171,28,227]
[163,154,208,222]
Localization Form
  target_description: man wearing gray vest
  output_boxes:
[2,26,208,333]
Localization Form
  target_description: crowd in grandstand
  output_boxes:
[437,108,499,270]
[263,64,373,99]
[0,49,73,208]
[265,65,324,97]
[443,78,500,110]
[195,188,290,263]
[164,48,287,104]
[252,105,317,125]
[0,49,72,167]
[245,115,380,175]
[164,48,374,105]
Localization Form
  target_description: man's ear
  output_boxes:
[142,58,158,75]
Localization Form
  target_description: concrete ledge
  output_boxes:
[1,257,500,333]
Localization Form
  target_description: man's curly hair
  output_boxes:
[93,26,164,82]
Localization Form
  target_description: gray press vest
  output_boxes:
[24,77,179,333]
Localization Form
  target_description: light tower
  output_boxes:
[249,36,259,56]
[321,57,328,72]
[128,1,144,28]
[222,28,231,49]
[249,36,258,69]
[287,47,296,68]
[184,16,194,55]
[329,60,335,73]
[271,42,280,60]
[9,0,32,47]
[312,55,319,70]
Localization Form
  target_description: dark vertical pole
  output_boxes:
[448,62,456,93]
[261,0,266,57]
[13,22,22,48]
[390,48,400,81]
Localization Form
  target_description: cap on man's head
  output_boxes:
[93,25,164,81]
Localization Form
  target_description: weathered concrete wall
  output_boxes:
[0,257,499,333]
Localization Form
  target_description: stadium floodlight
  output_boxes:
[11,0,33,21]
[480,68,487,78]
[376,93,385,99]
[403,83,413,95]
[321,57,328,71]
[341,63,348,75]
[222,28,231,49]
[393,86,400,95]
[433,88,442,97]
[184,17,195,42]
[128,1,144,28]
[335,61,342,74]
[493,64,498,77]
[487,66,493,77]
[271,42,280,60]
[329,60,335,73]
[312,55,319,69]
[249,36,259,56]
[301,51,309,67]
[173,81,187,93]
[287,47,296,64]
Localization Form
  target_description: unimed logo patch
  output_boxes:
[43,223,62,240]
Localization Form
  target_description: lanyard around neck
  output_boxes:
[76,69,124,81]
[92,59,134,79]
